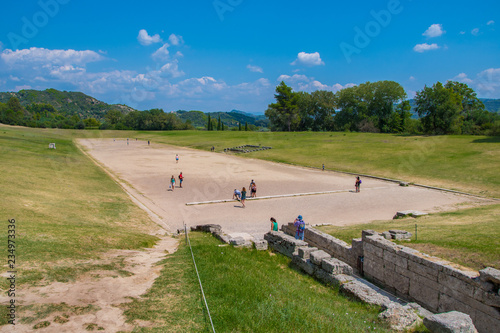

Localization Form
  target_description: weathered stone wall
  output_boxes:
[282,222,362,270]
[264,231,307,257]
[280,224,499,332]
[362,233,500,333]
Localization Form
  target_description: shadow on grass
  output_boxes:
[471,137,500,143]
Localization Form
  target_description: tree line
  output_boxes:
[265,81,500,135]
[0,99,194,131]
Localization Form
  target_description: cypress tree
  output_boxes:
[245,122,248,131]
[238,122,241,131]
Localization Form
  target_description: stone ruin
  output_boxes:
[277,223,499,333]
[189,223,498,332]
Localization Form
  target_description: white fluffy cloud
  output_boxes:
[247,64,263,73]
[137,29,162,46]
[471,28,480,36]
[168,34,184,46]
[487,20,495,26]
[277,74,354,93]
[423,24,445,38]
[152,44,170,62]
[158,60,185,78]
[451,68,500,97]
[413,43,439,53]
[291,52,325,66]
[1,47,104,67]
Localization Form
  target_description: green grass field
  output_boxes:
[0,126,159,290]
[123,232,394,333]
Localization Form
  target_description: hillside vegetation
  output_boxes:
[0,88,134,120]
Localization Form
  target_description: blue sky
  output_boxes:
[0,0,499,114]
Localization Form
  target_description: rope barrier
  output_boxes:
[185,224,216,333]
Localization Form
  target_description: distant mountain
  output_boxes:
[407,98,500,117]
[0,89,135,120]
[174,110,269,129]
[481,99,500,113]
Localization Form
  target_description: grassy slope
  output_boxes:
[0,126,159,289]
[123,232,392,333]
[317,204,500,271]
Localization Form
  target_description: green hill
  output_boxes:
[175,110,269,129]
[0,88,135,120]
[481,98,500,113]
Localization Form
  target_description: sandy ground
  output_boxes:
[1,236,178,333]
[78,138,486,238]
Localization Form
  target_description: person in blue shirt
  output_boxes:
[294,215,305,240]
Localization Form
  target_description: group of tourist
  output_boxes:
[233,179,257,208]
[168,154,183,191]
[269,214,306,240]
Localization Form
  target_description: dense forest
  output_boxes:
[265,81,500,135]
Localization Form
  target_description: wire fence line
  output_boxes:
[185,224,216,333]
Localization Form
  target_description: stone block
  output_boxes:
[384,251,408,269]
[409,280,439,311]
[399,246,422,260]
[382,231,392,240]
[469,296,500,320]
[298,246,318,260]
[408,260,439,281]
[321,258,353,276]
[403,302,434,318]
[364,257,385,282]
[253,239,268,251]
[229,237,245,246]
[440,264,480,283]
[314,269,337,285]
[310,250,331,266]
[332,274,356,285]
[438,292,474,315]
[378,304,421,332]
[395,265,412,279]
[479,267,500,286]
[364,242,383,258]
[351,238,363,255]
[438,271,476,298]
[474,311,500,333]
[473,288,500,308]
[362,230,378,238]
[393,274,410,295]
[340,281,393,308]
[292,256,316,275]
[423,311,478,333]
[371,236,400,254]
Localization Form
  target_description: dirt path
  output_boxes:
[1,236,178,333]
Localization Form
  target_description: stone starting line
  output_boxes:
[186,186,388,206]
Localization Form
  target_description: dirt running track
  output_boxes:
[79,138,484,237]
